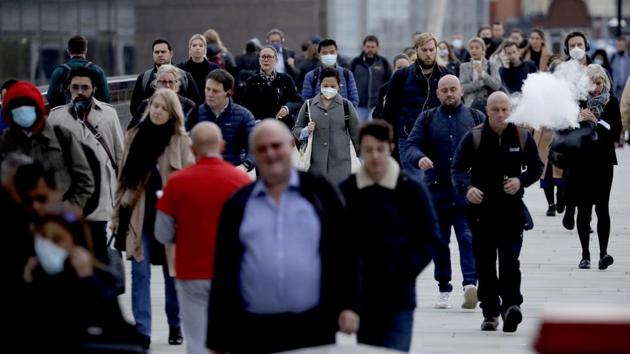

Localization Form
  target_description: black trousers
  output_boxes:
[470,215,523,318]
[233,307,336,354]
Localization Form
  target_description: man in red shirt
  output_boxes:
[156,121,251,354]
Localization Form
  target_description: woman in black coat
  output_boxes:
[563,64,622,270]
[177,33,219,98]
[241,45,303,129]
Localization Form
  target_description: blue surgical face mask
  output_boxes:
[321,54,337,67]
[11,106,37,128]
[34,236,68,275]
[271,43,282,53]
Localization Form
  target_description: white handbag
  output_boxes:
[293,100,313,171]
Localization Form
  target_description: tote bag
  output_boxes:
[293,100,314,171]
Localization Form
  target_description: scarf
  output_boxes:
[260,69,277,86]
[586,86,610,119]
[119,118,175,189]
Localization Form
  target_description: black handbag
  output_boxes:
[549,121,598,169]
[106,235,126,295]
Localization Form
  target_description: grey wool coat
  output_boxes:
[293,93,360,184]
[459,58,502,107]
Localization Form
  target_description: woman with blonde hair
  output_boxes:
[562,64,622,270]
[178,33,220,98]
[113,88,194,348]
[204,28,237,75]
[129,64,196,129]
[459,37,502,115]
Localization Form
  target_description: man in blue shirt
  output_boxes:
[403,75,485,310]
[206,120,359,354]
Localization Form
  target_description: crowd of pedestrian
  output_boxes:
[1,22,628,354]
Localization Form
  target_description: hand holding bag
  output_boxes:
[549,120,598,168]
[293,100,314,171]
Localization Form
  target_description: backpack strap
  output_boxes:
[311,67,320,96]
[471,124,484,151]
[472,124,528,153]
[516,126,528,152]
[177,68,189,92]
[343,99,350,132]
[141,68,154,92]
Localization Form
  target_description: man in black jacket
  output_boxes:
[452,92,542,333]
[206,120,359,354]
[340,120,441,352]
[351,35,392,122]
[129,39,200,115]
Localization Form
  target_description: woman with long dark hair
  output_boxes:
[113,89,194,348]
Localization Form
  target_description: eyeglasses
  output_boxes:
[260,55,276,61]
[157,80,176,86]
[70,84,92,91]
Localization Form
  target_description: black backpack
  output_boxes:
[53,125,101,216]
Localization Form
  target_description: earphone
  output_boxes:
[564,32,590,55]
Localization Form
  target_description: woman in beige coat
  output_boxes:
[112,89,194,348]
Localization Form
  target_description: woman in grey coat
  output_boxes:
[293,67,360,184]
[459,37,502,114]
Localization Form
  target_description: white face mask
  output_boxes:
[452,39,463,49]
[34,236,68,275]
[439,48,449,58]
[321,87,338,99]
[320,54,337,67]
[569,47,586,61]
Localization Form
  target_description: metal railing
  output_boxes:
[37,75,137,127]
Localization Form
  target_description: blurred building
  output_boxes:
[0,0,135,84]
[329,0,490,62]
[134,0,327,71]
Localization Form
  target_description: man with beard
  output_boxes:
[49,66,125,264]
[382,32,451,180]
[499,41,537,94]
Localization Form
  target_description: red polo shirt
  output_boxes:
[157,156,251,280]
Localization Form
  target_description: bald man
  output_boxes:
[155,121,251,354]
[207,119,360,354]
[452,91,542,332]
[403,74,485,309]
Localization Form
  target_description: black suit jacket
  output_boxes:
[206,172,359,353]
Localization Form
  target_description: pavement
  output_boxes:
[119,146,630,354]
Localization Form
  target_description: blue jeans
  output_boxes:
[356,106,373,123]
[434,208,477,292]
[357,309,414,352]
[131,233,180,336]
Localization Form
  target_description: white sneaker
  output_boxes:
[462,284,478,309]
[435,292,451,309]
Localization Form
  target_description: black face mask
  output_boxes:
[73,96,92,118]
[482,37,493,46]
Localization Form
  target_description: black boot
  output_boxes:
[546,204,556,217]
